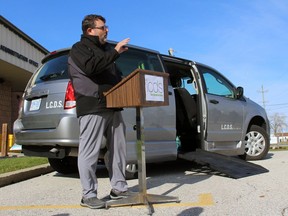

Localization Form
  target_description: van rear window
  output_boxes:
[33,54,69,84]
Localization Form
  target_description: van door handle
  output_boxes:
[168,91,173,95]
[210,99,219,104]
[26,89,49,100]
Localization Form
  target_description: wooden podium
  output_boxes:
[104,69,179,214]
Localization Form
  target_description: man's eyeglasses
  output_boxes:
[94,25,108,31]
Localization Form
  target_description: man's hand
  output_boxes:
[115,38,130,54]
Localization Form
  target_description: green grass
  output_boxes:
[0,157,48,174]
[270,143,288,151]
[270,147,288,151]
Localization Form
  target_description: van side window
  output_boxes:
[181,77,197,95]
[115,49,163,77]
[200,66,235,98]
[162,57,197,94]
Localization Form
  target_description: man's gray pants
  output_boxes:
[78,111,128,199]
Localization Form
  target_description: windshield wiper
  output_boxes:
[40,72,64,81]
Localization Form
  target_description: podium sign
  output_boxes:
[104,69,169,108]
[104,69,179,214]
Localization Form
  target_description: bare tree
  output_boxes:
[270,113,287,145]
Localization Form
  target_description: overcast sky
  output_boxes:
[1,0,288,121]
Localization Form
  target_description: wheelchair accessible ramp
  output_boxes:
[178,149,269,179]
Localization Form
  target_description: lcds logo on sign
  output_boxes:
[144,75,164,102]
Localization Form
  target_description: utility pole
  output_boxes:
[258,85,268,109]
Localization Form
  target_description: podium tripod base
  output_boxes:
[106,192,180,215]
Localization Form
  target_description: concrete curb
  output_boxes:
[0,163,54,187]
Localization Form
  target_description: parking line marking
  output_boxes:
[0,205,81,211]
[144,193,215,208]
[0,193,214,211]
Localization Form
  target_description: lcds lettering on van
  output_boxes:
[45,101,63,109]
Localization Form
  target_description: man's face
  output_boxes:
[87,19,109,45]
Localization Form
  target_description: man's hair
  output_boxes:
[82,14,106,34]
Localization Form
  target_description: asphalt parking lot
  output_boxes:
[0,151,288,216]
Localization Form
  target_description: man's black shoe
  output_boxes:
[80,197,105,209]
[110,189,135,200]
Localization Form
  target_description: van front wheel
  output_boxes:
[242,125,270,160]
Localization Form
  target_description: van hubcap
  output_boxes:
[244,131,265,156]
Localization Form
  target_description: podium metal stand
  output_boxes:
[104,69,180,214]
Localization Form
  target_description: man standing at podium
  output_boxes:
[68,14,131,209]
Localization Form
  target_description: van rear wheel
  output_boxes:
[104,151,137,179]
[125,164,138,179]
[48,157,78,174]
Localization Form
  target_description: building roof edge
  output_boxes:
[0,15,49,54]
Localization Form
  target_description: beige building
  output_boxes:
[0,16,49,133]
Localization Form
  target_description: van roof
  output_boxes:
[161,54,220,73]
[42,41,160,64]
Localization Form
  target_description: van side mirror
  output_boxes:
[236,86,244,99]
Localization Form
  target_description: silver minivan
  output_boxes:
[13,43,270,175]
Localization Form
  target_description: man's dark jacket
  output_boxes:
[68,35,122,117]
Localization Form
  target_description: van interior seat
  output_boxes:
[174,88,197,134]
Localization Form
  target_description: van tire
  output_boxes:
[104,151,137,179]
[48,157,78,174]
[125,164,138,179]
[242,125,270,160]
